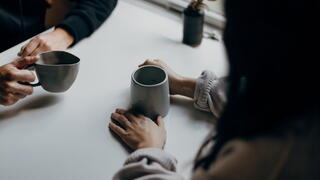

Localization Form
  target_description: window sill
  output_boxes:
[147,0,225,29]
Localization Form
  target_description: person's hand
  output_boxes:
[139,59,183,95]
[139,59,196,98]
[18,28,74,57]
[109,109,166,151]
[0,57,38,106]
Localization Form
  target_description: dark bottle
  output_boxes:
[182,5,205,47]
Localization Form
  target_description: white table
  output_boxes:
[0,1,228,180]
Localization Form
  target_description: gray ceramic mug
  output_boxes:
[131,65,170,120]
[25,51,80,93]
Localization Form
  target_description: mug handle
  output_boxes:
[20,81,41,87]
[19,64,41,87]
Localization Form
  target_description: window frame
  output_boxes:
[147,0,225,28]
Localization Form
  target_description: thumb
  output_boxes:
[138,59,150,67]
[12,56,39,69]
[156,116,165,128]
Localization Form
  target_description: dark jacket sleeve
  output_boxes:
[56,0,117,45]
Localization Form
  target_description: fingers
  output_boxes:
[109,122,127,136]
[115,108,126,115]
[12,56,39,69]
[139,59,155,67]
[18,38,41,57]
[1,81,33,95]
[111,112,132,129]
[29,46,46,57]
[156,116,165,128]
[139,59,150,67]
[115,108,140,122]
[0,92,20,106]
[139,59,163,67]
[12,93,27,99]
[6,69,36,82]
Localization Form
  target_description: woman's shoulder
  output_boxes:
[193,128,320,180]
[192,137,290,180]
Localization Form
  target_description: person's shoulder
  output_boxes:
[219,136,289,162]
[194,137,291,180]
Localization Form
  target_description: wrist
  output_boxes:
[54,28,74,47]
[137,142,163,150]
[175,77,196,98]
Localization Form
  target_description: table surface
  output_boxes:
[0,1,228,180]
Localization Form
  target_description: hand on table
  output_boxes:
[18,28,74,57]
[109,109,166,151]
[140,59,196,98]
[0,57,38,106]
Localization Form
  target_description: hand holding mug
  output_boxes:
[139,59,196,98]
[25,51,80,93]
[0,57,38,106]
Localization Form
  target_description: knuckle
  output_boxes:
[2,81,12,89]
[42,42,50,49]
[123,131,130,136]
[24,57,32,64]
[26,87,34,95]
[35,36,43,42]
[27,72,36,82]
[5,69,16,80]
[120,116,127,121]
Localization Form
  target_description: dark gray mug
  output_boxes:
[26,51,80,93]
[131,65,170,120]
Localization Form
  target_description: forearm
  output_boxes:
[174,77,196,98]
[173,71,228,117]
[57,0,118,44]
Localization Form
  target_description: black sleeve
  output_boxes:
[56,0,118,45]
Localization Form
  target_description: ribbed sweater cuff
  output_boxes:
[125,148,178,171]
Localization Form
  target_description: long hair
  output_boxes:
[198,0,320,169]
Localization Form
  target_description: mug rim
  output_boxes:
[132,65,168,88]
[35,50,80,67]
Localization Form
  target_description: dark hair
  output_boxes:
[197,0,320,169]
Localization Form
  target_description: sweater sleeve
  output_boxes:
[113,148,184,180]
[194,70,228,118]
[56,0,118,45]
